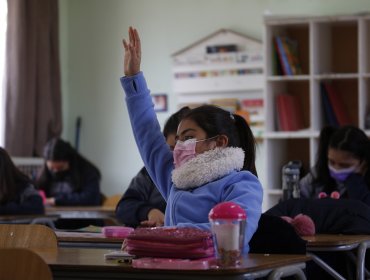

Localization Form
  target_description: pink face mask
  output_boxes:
[173,137,217,169]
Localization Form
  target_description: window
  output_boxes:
[0,0,7,146]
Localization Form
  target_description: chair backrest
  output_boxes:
[12,157,44,180]
[249,213,307,254]
[0,248,52,280]
[0,224,58,250]
[102,194,122,207]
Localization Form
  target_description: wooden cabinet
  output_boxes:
[263,13,370,210]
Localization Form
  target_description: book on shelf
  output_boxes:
[274,36,292,75]
[240,98,264,136]
[281,36,303,75]
[276,94,304,131]
[272,41,284,75]
[208,98,265,137]
[210,98,239,112]
[274,36,302,76]
[323,82,352,126]
[320,83,339,127]
[206,44,238,54]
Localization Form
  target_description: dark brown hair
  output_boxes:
[182,105,257,176]
[0,147,31,203]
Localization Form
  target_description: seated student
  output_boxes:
[116,106,190,228]
[120,27,263,253]
[0,147,44,214]
[35,137,102,206]
[300,125,370,205]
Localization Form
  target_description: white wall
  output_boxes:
[59,0,370,197]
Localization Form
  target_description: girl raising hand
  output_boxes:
[120,27,263,254]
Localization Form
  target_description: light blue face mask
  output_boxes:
[328,164,357,182]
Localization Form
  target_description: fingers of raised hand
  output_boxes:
[122,39,128,51]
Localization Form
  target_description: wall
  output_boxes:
[59,0,370,197]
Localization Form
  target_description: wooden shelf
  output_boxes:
[263,13,370,210]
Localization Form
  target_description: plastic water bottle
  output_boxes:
[208,202,246,267]
[282,160,301,200]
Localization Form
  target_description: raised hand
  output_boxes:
[122,26,141,76]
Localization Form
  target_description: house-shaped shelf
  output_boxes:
[172,29,264,94]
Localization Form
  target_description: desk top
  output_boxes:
[0,214,59,223]
[45,206,116,220]
[303,234,370,247]
[34,247,310,276]
[55,231,124,244]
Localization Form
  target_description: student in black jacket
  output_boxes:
[35,138,101,206]
[0,147,44,214]
[116,107,190,227]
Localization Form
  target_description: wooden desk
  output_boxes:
[0,214,59,227]
[46,206,116,219]
[45,206,119,227]
[304,234,370,280]
[55,231,123,249]
[33,247,310,280]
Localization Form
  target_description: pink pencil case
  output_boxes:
[125,227,214,259]
[102,226,134,238]
[132,257,215,270]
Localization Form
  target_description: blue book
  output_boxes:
[275,36,293,76]
[321,83,339,127]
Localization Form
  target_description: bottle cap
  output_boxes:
[208,202,247,220]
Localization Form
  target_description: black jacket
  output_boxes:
[0,183,44,214]
[116,167,166,227]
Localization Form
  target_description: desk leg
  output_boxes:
[356,241,370,280]
[267,263,306,280]
[307,253,346,280]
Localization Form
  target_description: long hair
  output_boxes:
[35,138,101,193]
[182,105,257,176]
[311,126,337,193]
[0,147,31,203]
[163,106,190,138]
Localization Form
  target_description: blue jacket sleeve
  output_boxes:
[120,72,173,199]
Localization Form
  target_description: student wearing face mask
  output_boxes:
[35,137,102,206]
[300,125,370,203]
[120,27,263,253]
[115,106,190,228]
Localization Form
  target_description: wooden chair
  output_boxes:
[102,194,122,208]
[100,194,122,226]
[0,248,52,280]
[0,224,58,250]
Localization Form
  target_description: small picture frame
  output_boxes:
[152,94,168,112]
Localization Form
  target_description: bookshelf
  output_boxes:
[263,13,370,210]
[172,29,265,138]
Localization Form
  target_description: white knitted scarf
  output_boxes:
[171,147,245,190]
